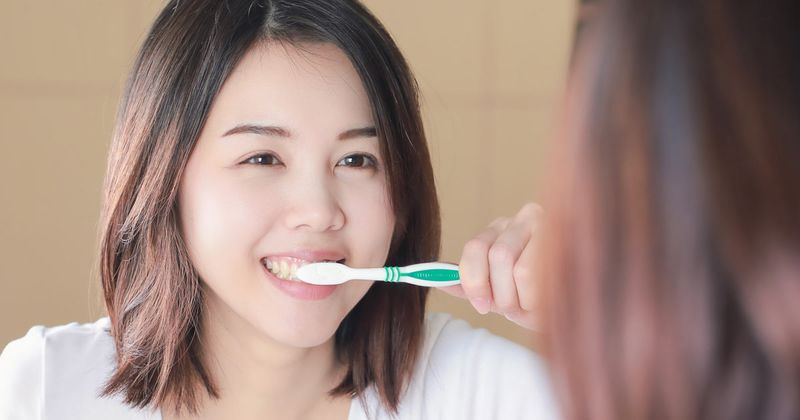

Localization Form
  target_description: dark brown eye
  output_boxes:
[244,153,282,166]
[337,154,377,169]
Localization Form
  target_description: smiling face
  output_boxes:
[177,41,395,348]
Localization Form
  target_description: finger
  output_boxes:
[504,310,539,331]
[490,216,512,230]
[514,238,539,312]
[513,202,544,225]
[487,221,531,313]
[438,284,467,299]
[512,204,542,312]
[460,224,504,314]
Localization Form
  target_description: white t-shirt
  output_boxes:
[0,313,557,419]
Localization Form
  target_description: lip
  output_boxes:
[263,249,346,263]
[260,249,345,301]
[262,263,338,300]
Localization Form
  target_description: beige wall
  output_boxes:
[0,1,575,348]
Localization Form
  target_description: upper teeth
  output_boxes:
[264,257,337,281]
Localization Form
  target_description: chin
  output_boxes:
[252,308,345,348]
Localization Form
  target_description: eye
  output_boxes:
[336,153,378,169]
[242,153,283,166]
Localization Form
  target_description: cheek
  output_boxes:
[341,180,396,264]
[178,166,276,274]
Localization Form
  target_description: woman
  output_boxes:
[0,0,552,419]
[541,0,799,419]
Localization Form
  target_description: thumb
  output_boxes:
[438,284,467,299]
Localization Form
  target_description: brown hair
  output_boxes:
[540,0,800,419]
[97,0,439,415]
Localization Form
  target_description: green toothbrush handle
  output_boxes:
[384,262,461,287]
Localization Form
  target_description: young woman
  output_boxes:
[0,1,552,419]
[540,0,800,419]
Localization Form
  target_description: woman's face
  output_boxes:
[178,42,394,348]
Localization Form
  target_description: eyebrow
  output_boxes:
[222,124,377,140]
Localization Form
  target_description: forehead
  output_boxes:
[208,41,373,130]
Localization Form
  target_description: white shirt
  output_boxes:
[0,313,557,419]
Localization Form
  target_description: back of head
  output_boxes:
[541,0,800,419]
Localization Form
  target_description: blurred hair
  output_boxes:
[97,0,439,415]
[541,0,800,419]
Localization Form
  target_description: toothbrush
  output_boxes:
[296,262,461,287]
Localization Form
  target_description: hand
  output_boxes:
[441,202,542,331]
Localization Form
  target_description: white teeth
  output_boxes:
[279,260,288,277]
[264,256,344,281]
[263,257,307,281]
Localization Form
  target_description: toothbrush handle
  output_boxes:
[347,267,393,282]
[389,262,461,288]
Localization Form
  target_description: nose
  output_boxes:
[282,177,345,232]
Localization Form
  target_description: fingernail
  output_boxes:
[470,298,491,315]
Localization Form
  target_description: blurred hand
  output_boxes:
[441,202,542,331]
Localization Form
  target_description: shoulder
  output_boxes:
[0,324,48,418]
[421,312,541,368]
[355,313,559,420]
[0,318,117,380]
[0,318,158,420]
[414,313,558,419]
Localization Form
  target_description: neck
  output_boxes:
[170,293,350,420]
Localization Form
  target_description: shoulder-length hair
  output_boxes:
[97,0,439,415]
[541,0,800,419]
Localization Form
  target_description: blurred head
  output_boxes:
[541,1,800,419]
[98,0,439,414]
